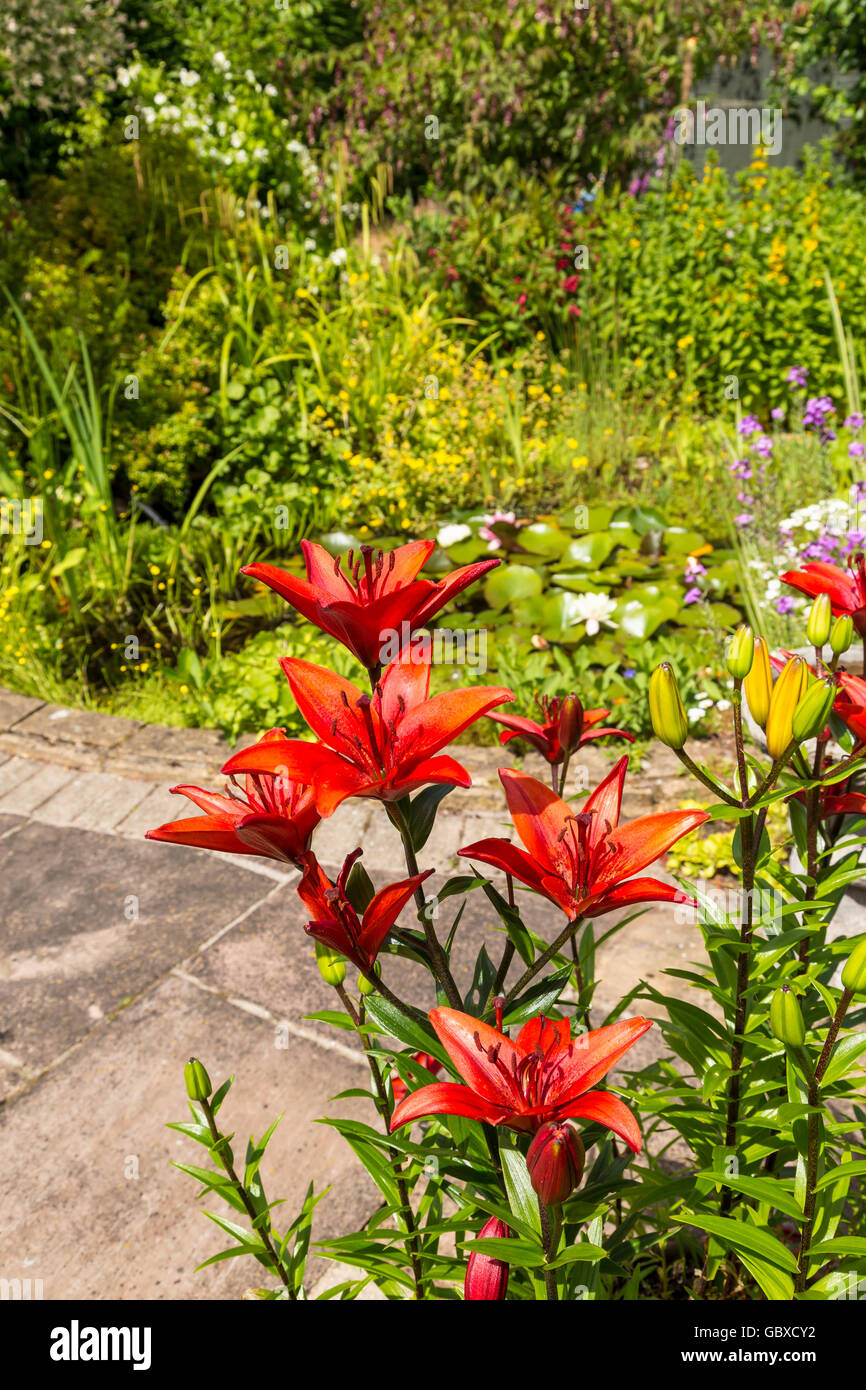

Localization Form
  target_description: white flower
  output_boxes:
[179,69,200,87]
[304,237,317,251]
[329,247,347,267]
[213,51,230,71]
[437,524,471,548]
[264,84,278,98]
[571,592,617,636]
[154,92,167,106]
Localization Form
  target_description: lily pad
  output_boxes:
[484,564,544,609]
[519,522,569,557]
[617,594,680,638]
[664,528,707,554]
[550,572,608,595]
[315,530,361,555]
[558,533,619,568]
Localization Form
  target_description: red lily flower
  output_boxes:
[145,728,319,864]
[242,539,499,672]
[458,757,709,919]
[221,651,513,817]
[390,1007,652,1148]
[297,849,432,976]
[490,693,632,765]
[835,670,866,747]
[781,554,866,637]
[391,1052,444,1106]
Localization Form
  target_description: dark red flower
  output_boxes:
[526,1119,586,1205]
[297,849,431,976]
[242,539,499,672]
[459,758,709,920]
[222,651,513,817]
[145,728,319,864]
[489,693,632,765]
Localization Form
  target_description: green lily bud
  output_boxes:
[841,937,866,994]
[726,624,754,679]
[830,614,854,656]
[765,656,808,759]
[743,636,772,728]
[648,663,688,750]
[769,985,805,1047]
[315,940,346,987]
[184,1057,212,1102]
[358,962,381,996]
[806,593,832,648]
[792,678,836,744]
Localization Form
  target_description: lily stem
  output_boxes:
[337,984,425,1300]
[493,916,583,1018]
[390,803,463,1010]
[539,1201,559,1301]
[199,1094,293,1294]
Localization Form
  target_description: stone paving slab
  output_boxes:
[0,822,279,1090]
[0,972,374,1300]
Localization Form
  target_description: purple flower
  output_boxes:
[752,434,773,457]
[771,407,784,421]
[775,596,796,615]
[850,441,865,458]
[622,667,636,679]
[734,513,753,528]
[684,586,703,605]
[787,366,809,388]
[730,458,752,479]
[738,414,762,438]
[844,413,864,430]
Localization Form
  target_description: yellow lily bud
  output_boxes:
[358,962,382,996]
[648,663,688,750]
[743,635,772,728]
[726,624,754,679]
[806,594,832,648]
[765,656,808,759]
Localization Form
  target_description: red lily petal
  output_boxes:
[323,585,435,666]
[556,1089,643,1153]
[390,1081,512,1130]
[223,735,331,780]
[301,540,361,600]
[412,558,501,628]
[516,1015,571,1053]
[822,793,866,817]
[304,919,367,974]
[232,814,309,862]
[580,725,635,744]
[279,659,370,751]
[498,770,572,870]
[145,816,252,855]
[489,712,553,759]
[582,877,696,917]
[396,685,514,763]
[167,785,245,821]
[358,870,434,960]
[582,754,628,852]
[458,836,553,899]
[781,564,860,613]
[429,1007,524,1109]
[379,649,432,726]
[598,808,711,883]
[541,1017,653,1108]
[379,539,436,589]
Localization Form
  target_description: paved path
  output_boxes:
[0,690,859,1299]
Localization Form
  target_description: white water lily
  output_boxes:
[571,591,617,636]
[436,523,472,548]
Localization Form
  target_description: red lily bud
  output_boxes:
[557,694,584,756]
[526,1119,586,1206]
[465,1216,510,1301]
